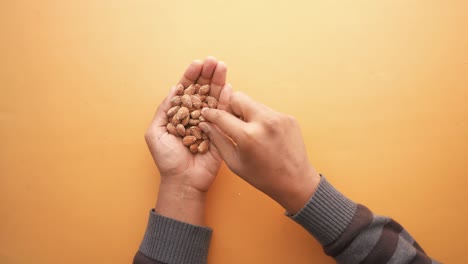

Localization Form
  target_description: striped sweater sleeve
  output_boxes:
[133,210,212,264]
[290,176,440,264]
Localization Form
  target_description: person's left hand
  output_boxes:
[145,57,231,194]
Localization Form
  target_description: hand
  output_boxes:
[199,92,321,214]
[144,57,229,224]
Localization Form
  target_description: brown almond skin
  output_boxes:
[171,115,180,125]
[199,116,206,122]
[182,136,197,146]
[198,140,209,154]
[194,84,201,93]
[188,119,200,126]
[181,94,192,108]
[170,96,181,106]
[191,95,202,108]
[195,94,207,102]
[167,106,180,117]
[181,115,190,126]
[206,96,218,108]
[166,123,178,136]
[175,84,184,95]
[189,143,199,154]
[184,84,196,95]
[198,85,210,95]
[190,126,202,139]
[175,106,189,120]
[176,124,185,137]
[201,102,208,108]
[191,109,201,119]
[185,128,192,136]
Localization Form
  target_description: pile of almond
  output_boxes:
[166,83,218,154]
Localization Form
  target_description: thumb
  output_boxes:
[199,122,239,169]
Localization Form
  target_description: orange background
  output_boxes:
[1,1,467,263]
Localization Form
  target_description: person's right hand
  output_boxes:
[199,92,321,214]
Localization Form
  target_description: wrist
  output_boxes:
[159,178,207,201]
[155,178,207,226]
[277,167,321,215]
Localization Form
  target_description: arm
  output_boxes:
[133,184,212,264]
[290,176,438,263]
[134,57,228,264]
[200,91,439,263]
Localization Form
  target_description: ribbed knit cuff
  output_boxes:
[289,176,357,246]
[139,210,213,264]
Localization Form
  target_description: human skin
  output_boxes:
[144,56,231,226]
[145,58,320,226]
[199,92,321,214]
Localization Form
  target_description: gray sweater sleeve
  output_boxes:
[290,176,440,264]
[134,176,439,264]
[133,210,212,264]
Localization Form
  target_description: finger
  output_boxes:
[230,91,267,121]
[209,61,227,100]
[199,122,239,168]
[178,60,203,88]
[152,86,177,127]
[201,108,246,142]
[196,56,218,85]
[217,83,233,112]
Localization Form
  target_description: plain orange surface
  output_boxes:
[1,1,467,263]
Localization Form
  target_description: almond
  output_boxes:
[184,84,196,95]
[191,95,202,108]
[181,115,189,126]
[195,94,207,102]
[176,124,185,137]
[175,84,184,95]
[181,94,192,108]
[198,140,209,154]
[198,84,210,95]
[190,109,201,119]
[166,123,178,136]
[189,143,199,154]
[170,96,181,106]
[206,96,218,109]
[167,106,180,117]
[182,136,197,146]
[190,126,202,139]
[188,119,200,126]
[171,116,180,126]
[175,106,189,120]
[165,82,217,154]
[194,84,201,93]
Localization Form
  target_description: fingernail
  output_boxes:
[201,107,209,114]
[199,123,209,133]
